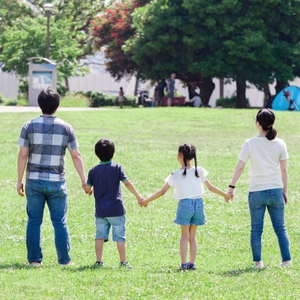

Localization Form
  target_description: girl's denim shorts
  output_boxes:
[174,198,206,226]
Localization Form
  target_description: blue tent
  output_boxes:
[272,85,300,111]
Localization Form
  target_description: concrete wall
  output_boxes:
[2,70,300,108]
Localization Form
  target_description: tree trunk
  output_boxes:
[198,77,215,106]
[263,83,270,98]
[235,76,247,108]
[134,74,139,96]
[219,78,224,98]
[275,80,289,95]
[65,77,70,92]
[187,84,196,100]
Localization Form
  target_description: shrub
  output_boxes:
[0,93,4,104]
[216,96,249,108]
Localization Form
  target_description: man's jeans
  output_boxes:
[25,179,71,264]
[248,188,291,262]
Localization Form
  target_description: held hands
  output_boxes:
[224,193,233,202]
[82,182,93,196]
[138,198,150,207]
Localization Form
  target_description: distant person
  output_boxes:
[17,88,87,267]
[227,108,291,268]
[118,87,124,109]
[263,92,273,109]
[140,144,231,271]
[283,90,297,111]
[157,79,167,106]
[84,139,143,269]
[182,92,202,107]
[166,73,176,106]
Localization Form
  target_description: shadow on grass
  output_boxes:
[216,267,266,277]
[0,263,34,269]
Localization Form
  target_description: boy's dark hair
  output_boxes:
[256,108,277,140]
[95,139,115,161]
[38,87,60,115]
[178,143,199,178]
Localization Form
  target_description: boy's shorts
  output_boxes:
[174,198,206,226]
[95,215,126,242]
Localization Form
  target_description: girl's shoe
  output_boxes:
[119,261,133,269]
[280,260,291,267]
[95,261,104,267]
[187,262,197,270]
[253,261,264,269]
[180,263,187,271]
[30,262,42,267]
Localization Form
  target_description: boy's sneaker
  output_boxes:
[180,263,188,271]
[253,261,264,269]
[187,262,197,270]
[95,261,104,267]
[119,261,133,269]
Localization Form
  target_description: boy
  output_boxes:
[84,139,143,268]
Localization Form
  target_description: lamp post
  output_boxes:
[43,3,53,59]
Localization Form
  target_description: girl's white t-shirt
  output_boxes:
[238,137,289,192]
[165,167,208,200]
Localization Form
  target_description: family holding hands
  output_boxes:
[17,88,290,270]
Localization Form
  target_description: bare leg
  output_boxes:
[95,239,105,262]
[180,226,190,264]
[167,97,172,107]
[188,225,198,263]
[117,241,126,262]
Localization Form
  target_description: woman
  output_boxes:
[228,108,291,268]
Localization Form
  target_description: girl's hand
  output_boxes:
[224,193,233,202]
[139,199,149,207]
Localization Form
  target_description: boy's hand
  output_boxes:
[137,197,145,207]
[139,199,149,207]
[83,184,93,195]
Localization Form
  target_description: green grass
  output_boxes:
[1,107,300,299]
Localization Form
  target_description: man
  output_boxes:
[183,92,202,107]
[17,88,86,266]
[167,72,176,107]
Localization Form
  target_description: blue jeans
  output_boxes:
[248,188,291,262]
[25,179,70,264]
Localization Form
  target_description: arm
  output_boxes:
[185,97,195,103]
[123,180,143,201]
[69,148,86,190]
[140,182,170,207]
[203,179,232,202]
[17,146,29,197]
[280,159,288,204]
[227,159,246,197]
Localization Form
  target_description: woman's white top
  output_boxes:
[238,137,289,192]
[165,167,208,200]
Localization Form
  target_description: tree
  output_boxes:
[127,0,300,107]
[91,0,149,80]
[0,17,84,88]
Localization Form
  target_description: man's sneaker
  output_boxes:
[95,261,104,267]
[119,261,133,269]
[180,263,188,271]
[30,262,42,267]
[253,261,264,269]
[280,260,291,267]
[187,262,197,270]
[60,261,73,266]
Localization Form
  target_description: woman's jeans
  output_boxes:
[25,179,70,264]
[248,188,291,262]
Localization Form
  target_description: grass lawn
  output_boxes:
[1,107,300,299]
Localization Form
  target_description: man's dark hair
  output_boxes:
[95,139,115,161]
[38,87,60,115]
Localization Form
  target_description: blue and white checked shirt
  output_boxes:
[18,115,79,182]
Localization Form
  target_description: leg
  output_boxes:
[267,189,291,262]
[109,215,127,262]
[95,239,105,262]
[248,191,266,263]
[47,181,70,264]
[167,97,172,106]
[25,180,46,263]
[116,242,126,262]
[180,226,190,264]
[188,225,198,264]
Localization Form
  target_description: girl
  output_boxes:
[227,108,291,268]
[140,143,231,270]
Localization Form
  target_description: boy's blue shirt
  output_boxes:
[87,161,128,218]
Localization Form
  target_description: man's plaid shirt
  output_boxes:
[18,115,79,182]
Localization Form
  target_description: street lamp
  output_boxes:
[43,3,53,59]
